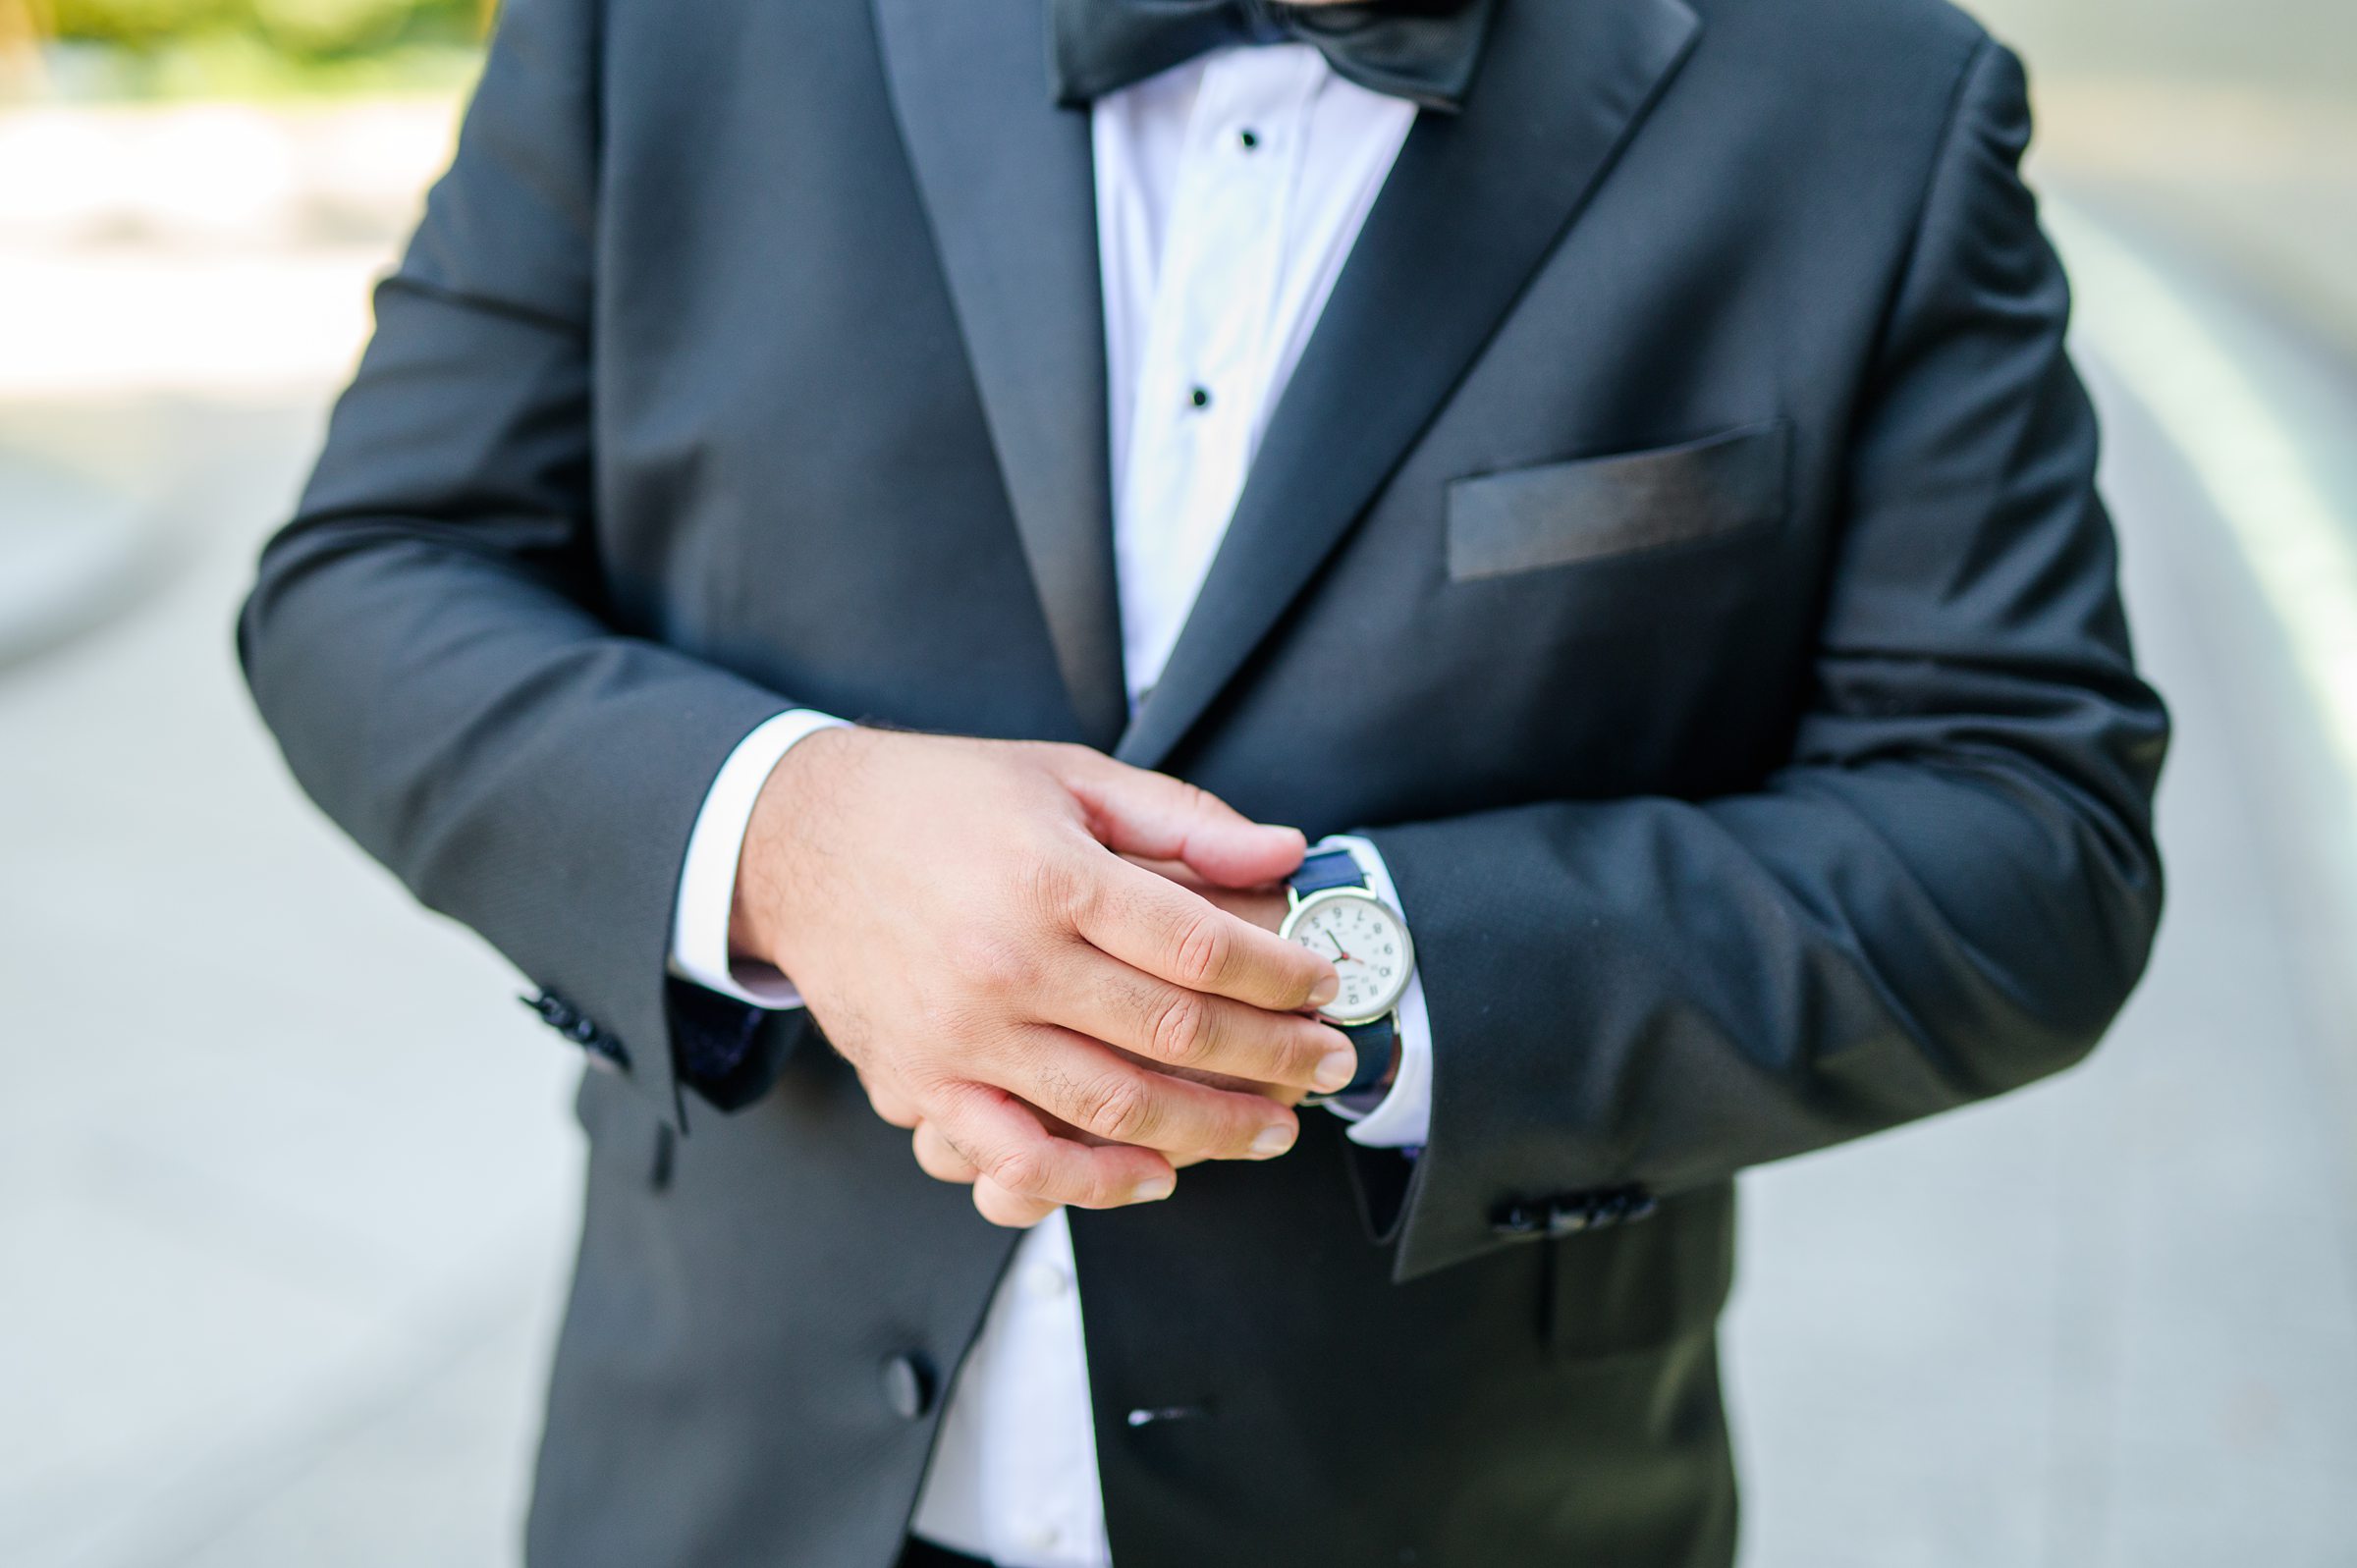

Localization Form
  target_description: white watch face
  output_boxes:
[1283,890,1414,1024]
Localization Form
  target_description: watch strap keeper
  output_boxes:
[1304,1012,1397,1108]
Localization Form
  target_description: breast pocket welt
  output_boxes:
[1445,420,1790,583]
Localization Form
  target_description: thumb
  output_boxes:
[1051,751,1307,890]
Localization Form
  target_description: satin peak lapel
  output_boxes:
[873,0,1129,751]
[1116,0,1705,772]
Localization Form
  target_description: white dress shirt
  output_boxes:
[669,47,1425,1568]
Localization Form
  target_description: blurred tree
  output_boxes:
[52,0,230,50]
[249,0,412,55]
[39,0,486,56]
[0,0,49,91]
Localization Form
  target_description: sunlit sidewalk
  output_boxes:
[0,99,457,403]
[0,100,456,670]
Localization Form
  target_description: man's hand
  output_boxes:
[902,865,1299,1228]
[732,728,1356,1224]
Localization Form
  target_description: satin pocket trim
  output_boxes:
[1446,420,1789,581]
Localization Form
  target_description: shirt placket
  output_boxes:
[982,1214,1103,1566]
[1115,47,1320,699]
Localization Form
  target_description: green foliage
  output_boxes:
[51,0,482,59]
[249,0,419,56]
[53,0,237,51]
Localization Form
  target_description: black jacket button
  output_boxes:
[882,1353,936,1421]
[1489,1203,1545,1238]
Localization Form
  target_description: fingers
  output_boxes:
[972,1176,1061,1228]
[929,1083,1178,1214]
[1120,856,1291,935]
[916,1113,1200,1225]
[912,1119,979,1183]
[917,1118,1076,1229]
[1071,855,1338,1012]
[1052,748,1306,889]
[861,1069,925,1129]
[1048,952,1358,1095]
[990,1024,1305,1161]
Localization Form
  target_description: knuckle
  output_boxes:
[984,1145,1050,1197]
[1059,858,1113,932]
[1076,1072,1155,1144]
[1023,848,1094,931]
[1019,852,1072,920]
[952,930,1037,1001]
[898,1057,963,1107]
[915,1129,974,1182]
[975,1183,1028,1227]
[1171,909,1231,988]
[1147,989,1211,1065]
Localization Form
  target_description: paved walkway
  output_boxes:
[0,395,583,1568]
[0,450,149,669]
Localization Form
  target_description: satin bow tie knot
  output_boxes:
[1051,0,1500,113]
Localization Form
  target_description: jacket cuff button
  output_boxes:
[882,1352,937,1421]
[1490,1203,1545,1237]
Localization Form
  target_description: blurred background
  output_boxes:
[2,2,2353,1564]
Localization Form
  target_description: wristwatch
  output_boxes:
[1279,846,1415,1106]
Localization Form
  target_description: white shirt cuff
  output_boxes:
[668,708,850,1009]
[1311,834,1432,1150]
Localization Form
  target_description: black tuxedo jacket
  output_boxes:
[240,0,2167,1561]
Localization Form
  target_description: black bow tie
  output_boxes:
[1051,0,1500,114]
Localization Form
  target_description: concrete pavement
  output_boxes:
[0,394,583,1568]
[0,448,151,671]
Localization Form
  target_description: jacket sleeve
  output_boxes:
[238,0,790,1127]
[1370,40,2169,1281]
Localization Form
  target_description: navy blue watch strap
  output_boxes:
[1288,847,1367,894]
[1335,1015,1397,1104]
[1289,846,1399,1107]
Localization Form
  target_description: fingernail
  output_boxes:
[1315,1048,1357,1093]
[1250,1123,1296,1159]
[1128,1175,1177,1203]
[1308,974,1340,1007]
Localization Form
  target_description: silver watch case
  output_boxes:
[1278,885,1416,1026]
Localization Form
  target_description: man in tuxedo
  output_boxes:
[239,0,2168,1562]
